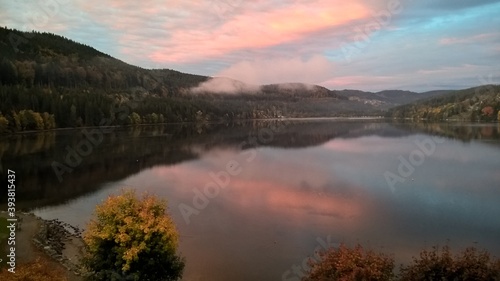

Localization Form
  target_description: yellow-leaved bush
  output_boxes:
[83,189,184,281]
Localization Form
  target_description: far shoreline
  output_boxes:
[1,116,498,137]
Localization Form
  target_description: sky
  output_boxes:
[1,0,500,92]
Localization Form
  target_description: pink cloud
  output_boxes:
[147,1,371,63]
[215,55,335,85]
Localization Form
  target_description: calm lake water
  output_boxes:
[1,120,500,280]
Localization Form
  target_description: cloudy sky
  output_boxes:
[1,0,499,91]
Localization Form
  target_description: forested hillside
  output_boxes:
[0,27,376,133]
[387,85,500,121]
[0,27,216,133]
[0,27,208,90]
[0,26,484,134]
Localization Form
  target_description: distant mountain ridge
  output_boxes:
[333,89,454,108]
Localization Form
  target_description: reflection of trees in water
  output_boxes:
[0,131,56,156]
[393,121,500,142]
[0,124,229,209]
[0,132,56,173]
[2,121,499,210]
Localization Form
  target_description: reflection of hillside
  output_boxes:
[247,120,401,148]
[391,122,500,143]
[1,120,499,209]
[0,126,200,209]
[0,132,56,160]
[178,119,413,150]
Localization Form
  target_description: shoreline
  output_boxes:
[0,211,85,280]
[0,116,387,136]
[1,117,499,136]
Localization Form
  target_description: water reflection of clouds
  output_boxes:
[323,136,411,154]
[150,147,367,225]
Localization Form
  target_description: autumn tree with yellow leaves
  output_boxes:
[82,190,184,281]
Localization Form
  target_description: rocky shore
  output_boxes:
[32,217,87,277]
[0,211,87,280]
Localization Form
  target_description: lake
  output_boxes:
[1,119,500,280]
